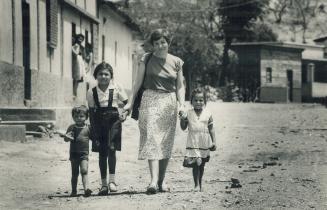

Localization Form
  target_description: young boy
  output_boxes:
[58,105,92,197]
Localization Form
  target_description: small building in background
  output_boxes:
[232,41,327,103]
[231,42,303,103]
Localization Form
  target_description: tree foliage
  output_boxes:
[268,0,326,43]
[117,0,277,99]
[216,0,270,85]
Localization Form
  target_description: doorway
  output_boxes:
[287,70,293,102]
[22,1,31,100]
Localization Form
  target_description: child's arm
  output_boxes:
[208,116,217,151]
[56,130,74,142]
[63,125,74,142]
[72,44,80,55]
[117,83,129,121]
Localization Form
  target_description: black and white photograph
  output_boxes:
[0,0,326,209]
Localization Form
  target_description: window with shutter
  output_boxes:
[46,0,58,48]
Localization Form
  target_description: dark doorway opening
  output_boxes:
[22,1,31,100]
[287,70,293,102]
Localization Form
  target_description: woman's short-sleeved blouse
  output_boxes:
[142,53,184,92]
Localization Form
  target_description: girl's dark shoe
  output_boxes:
[98,186,108,196]
[84,189,92,197]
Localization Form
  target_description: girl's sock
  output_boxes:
[101,178,108,187]
[109,174,115,183]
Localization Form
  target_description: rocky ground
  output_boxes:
[0,103,326,210]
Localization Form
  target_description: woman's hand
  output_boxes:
[210,143,217,151]
[178,103,187,115]
[119,110,129,122]
[178,109,187,120]
[123,102,132,116]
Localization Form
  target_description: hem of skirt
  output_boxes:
[138,156,171,160]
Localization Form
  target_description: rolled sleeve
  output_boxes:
[116,84,128,102]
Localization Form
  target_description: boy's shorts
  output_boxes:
[70,151,89,161]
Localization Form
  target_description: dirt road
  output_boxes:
[0,103,326,210]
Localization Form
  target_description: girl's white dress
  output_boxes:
[185,107,213,159]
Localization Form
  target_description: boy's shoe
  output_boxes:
[98,186,108,196]
[84,189,92,197]
[146,184,158,195]
[109,182,118,192]
[70,190,77,197]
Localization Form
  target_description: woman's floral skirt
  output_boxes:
[138,89,177,160]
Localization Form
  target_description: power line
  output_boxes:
[139,0,264,14]
[218,0,263,10]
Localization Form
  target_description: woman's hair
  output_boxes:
[72,105,89,119]
[190,88,207,105]
[93,61,114,79]
[149,29,171,46]
[73,34,84,44]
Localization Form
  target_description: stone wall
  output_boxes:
[0,61,25,107]
[30,69,87,108]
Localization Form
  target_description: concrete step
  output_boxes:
[0,108,56,132]
[0,108,55,121]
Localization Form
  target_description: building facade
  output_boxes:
[0,0,141,132]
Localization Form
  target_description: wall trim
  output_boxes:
[61,0,100,24]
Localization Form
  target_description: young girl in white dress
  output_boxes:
[180,88,217,192]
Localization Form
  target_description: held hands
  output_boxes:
[119,110,129,122]
[178,103,187,120]
[123,102,132,116]
[178,110,188,121]
[210,143,217,151]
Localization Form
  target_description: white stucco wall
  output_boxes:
[38,0,49,73]
[312,82,327,97]
[98,6,135,91]
[62,9,78,79]
[13,0,23,66]
[302,47,324,60]
[0,0,13,63]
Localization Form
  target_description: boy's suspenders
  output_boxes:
[108,89,114,108]
[92,87,114,108]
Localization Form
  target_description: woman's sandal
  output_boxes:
[98,186,108,196]
[146,184,158,195]
[158,181,170,192]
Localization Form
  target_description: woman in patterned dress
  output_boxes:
[124,29,186,194]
